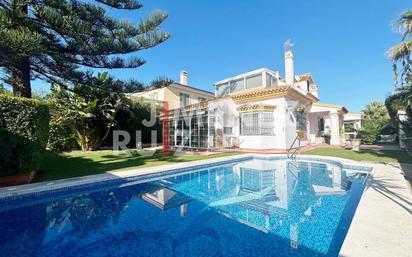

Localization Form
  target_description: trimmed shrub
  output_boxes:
[47,118,78,152]
[0,129,40,176]
[360,119,388,144]
[0,95,50,176]
[0,95,50,148]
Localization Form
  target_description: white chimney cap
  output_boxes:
[180,70,188,85]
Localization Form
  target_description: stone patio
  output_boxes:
[340,163,412,257]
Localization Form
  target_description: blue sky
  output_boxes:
[32,0,410,112]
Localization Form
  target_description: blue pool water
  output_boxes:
[0,157,370,257]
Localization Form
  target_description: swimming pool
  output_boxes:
[0,156,371,257]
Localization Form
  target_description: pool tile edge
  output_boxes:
[0,153,373,202]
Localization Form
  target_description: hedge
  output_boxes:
[0,129,40,176]
[0,95,50,176]
[0,94,50,148]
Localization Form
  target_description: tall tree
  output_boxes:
[386,10,412,136]
[146,75,174,90]
[388,11,412,87]
[0,0,169,98]
[362,101,389,121]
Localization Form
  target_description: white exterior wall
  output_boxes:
[238,98,287,150]
[294,80,308,94]
[236,97,308,150]
[329,112,341,145]
[284,99,300,148]
[239,136,280,149]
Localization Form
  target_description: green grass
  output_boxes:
[305,148,412,164]
[36,150,241,182]
[36,147,412,183]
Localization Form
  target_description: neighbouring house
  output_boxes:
[130,71,215,109]
[135,45,362,151]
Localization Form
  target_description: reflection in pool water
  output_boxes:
[0,158,367,257]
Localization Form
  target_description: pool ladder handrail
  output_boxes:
[287,135,301,160]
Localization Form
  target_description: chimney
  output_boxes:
[179,70,188,85]
[284,40,294,86]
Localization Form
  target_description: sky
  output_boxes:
[31,0,411,112]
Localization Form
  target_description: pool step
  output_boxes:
[341,179,352,191]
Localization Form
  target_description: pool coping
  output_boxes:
[339,162,412,257]
[0,153,373,200]
[0,154,254,200]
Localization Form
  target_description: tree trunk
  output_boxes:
[11,58,31,98]
[11,3,31,98]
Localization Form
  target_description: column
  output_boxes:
[330,112,340,145]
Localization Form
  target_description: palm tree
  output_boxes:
[362,101,389,121]
[386,11,412,139]
[388,11,412,86]
[361,101,390,144]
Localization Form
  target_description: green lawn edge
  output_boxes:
[36,150,242,182]
[304,148,412,164]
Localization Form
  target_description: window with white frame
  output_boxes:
[179,93,190,107]
[230,79,245,93]
[265,73,277,87]
[240,112,274,135]
[246,74,262,89]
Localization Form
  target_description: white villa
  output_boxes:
[135,45,362,151]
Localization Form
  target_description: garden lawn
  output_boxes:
[305,148,412,164]
[36,150,241,182]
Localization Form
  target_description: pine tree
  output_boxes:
[0,0,170,98]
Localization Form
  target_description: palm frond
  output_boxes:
[395,11,412,39]
[387,39,412,62]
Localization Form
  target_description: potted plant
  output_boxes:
[322,127,331,144]
[350,129,362,152]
